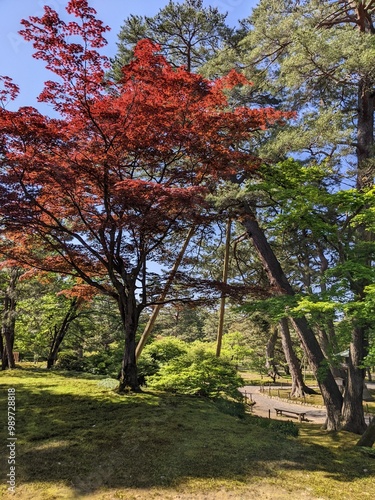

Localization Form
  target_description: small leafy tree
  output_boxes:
[148,343,244,400]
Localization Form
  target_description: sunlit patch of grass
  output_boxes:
[0,366,374,499]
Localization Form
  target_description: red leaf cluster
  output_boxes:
[0,1,293,296]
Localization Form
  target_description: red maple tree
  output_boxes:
[0,1,291,390]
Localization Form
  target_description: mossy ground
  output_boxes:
[0,366,374,499]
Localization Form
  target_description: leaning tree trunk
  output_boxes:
[47,297,81,369]
[216,219,231,357]
[238,206,343,430]
[118,287,141,392]
[136,226,195,360]
[279,317,317,397]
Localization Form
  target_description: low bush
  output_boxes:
[55,351,88,372]
[138,337,188,377]
[148,344,244,400]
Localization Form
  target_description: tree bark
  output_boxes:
[279,318,316,397]
[239,206,343,430]
[265,326,280,382]
[1,268,20,370]
[118,287,141,392]
[216,219,231,357]
[338,77,374,433]
[341,325,368,433]
[356,418,375,448]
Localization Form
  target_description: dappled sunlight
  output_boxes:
[0,369,375,499]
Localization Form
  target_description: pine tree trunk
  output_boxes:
[339,77,373,433]
[279,318,316,397]
[216,219,231,357]
[341,326,367,434]
[239,207,343,430]
[356,418,375,448]
[136,226,195,359]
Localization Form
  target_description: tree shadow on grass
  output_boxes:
[0,380,374,497]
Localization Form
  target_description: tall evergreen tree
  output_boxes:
[111,0,231,76]
[231,0,375,433]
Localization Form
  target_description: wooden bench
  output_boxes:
[275,408,307,422]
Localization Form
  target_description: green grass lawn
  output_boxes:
[0,366,374,499]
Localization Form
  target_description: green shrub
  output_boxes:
[138,337,188,377]
[55,351,88,372]
[148,344,244,400]
[84,350,122,377]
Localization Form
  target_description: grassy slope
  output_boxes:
[0,367,374,499]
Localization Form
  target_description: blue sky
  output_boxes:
[0,0,257,112]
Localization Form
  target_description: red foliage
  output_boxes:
[0,1,292,302]
[0,76,20,106]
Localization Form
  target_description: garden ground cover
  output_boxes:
[0,367,374,499]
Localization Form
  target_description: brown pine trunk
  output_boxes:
[340,77,373,433]
[136,227,195,360]
[356,418,375,448]
[341,325,367,434]
[239,207,343,430]
[217,219,231,357]
[279,318,316,397]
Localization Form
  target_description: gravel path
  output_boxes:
[239,385,327,424]
[240,383,375,425]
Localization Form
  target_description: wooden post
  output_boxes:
[136,227,195,360]
[216,219,231,357]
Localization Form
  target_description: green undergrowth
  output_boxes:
[0,367,374,499]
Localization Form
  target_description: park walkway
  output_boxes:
[240,384,375,425]
[240,385,326,424]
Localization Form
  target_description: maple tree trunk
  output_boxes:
[279,318,316,397]
[2,323,15,370]
[118,289,140,392]
[239,207,343,430]
[47,297,80,369]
